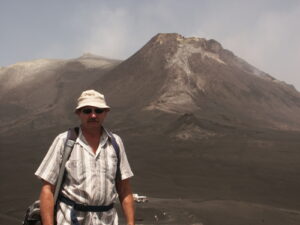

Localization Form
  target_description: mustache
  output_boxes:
[87,118,99,122]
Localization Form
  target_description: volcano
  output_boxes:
[98,33,300,132]
[1,33,300,225]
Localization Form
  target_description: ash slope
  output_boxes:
[98,33,300,134]
[1,33,300,137]
[0,54,121,135]
[1,33,300,225]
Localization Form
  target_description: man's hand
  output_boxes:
[39,180,55,225]
[116,178,135,225]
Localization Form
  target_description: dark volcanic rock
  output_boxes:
[98,33,300,132]
[1,33,300,225]
[0,55,121,135]
[1,34,300,134]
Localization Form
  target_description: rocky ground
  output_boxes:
[119,198,300,225]
[1,127,300,225]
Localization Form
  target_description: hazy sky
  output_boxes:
[1,0,299,90]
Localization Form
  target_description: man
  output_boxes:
[35,90,135,225]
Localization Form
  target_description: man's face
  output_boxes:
[77,106,109,129]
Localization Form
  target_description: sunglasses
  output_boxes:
[81,108,106,114]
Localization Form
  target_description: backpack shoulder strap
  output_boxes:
[69,127,79,142]
[107,131,121,181]
[53,127,79,203]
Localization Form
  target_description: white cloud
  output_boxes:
[1,0,299,90]
[79,1,300,90]
[219,4,300,90]
[188,1,300,90]
[80,7,132,59]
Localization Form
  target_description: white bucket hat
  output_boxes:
[75,90,110,110]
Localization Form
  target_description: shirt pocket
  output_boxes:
[105,152,118,181]
[66,160,86,182]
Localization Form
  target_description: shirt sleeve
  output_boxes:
[114,134,134,180]
[35,132,67,185]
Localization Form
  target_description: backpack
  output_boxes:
[22,127,120,225]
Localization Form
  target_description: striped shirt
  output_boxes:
[35,128,134,225]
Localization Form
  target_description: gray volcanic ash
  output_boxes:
[1,33,300,225]
[98,33,300,133]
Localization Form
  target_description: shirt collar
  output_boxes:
[76,126,109,150]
